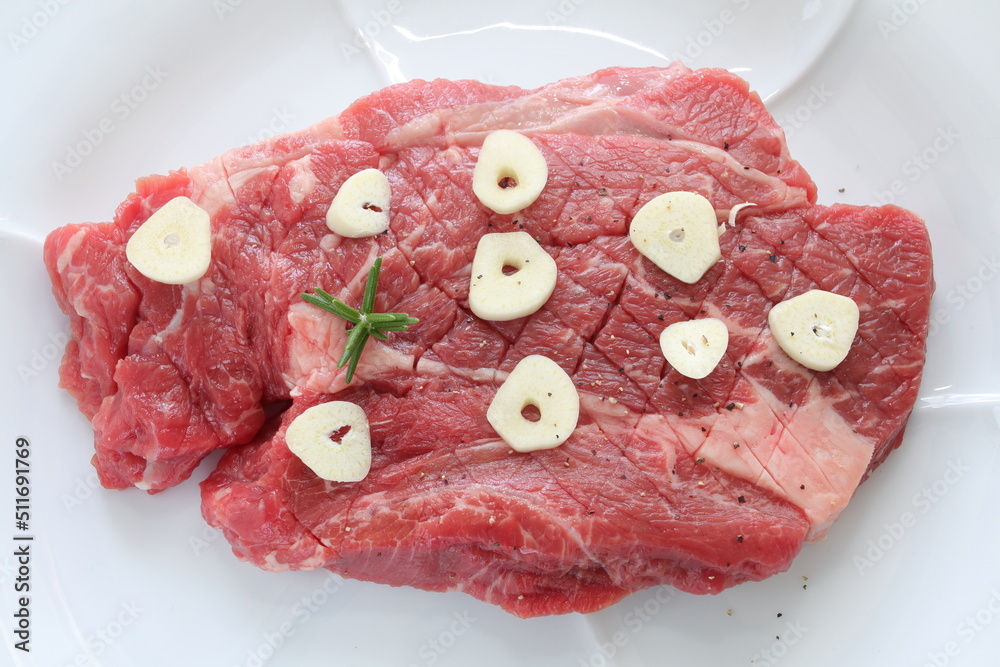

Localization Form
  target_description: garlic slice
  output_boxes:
[285,401,372,482]
[487,355,580,452]
[125,196,211,285]
[326,168,391,238]
[469,231,557,321]
[629,191,721,284]
[660,318,729,379]
[768,290,860,372]
[472,130,548,214]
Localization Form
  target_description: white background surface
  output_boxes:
[1,1,999,665]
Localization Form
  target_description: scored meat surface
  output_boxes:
[44,64,933,617]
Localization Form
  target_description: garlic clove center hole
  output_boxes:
[520,403,541,422]
[328,424,352,445]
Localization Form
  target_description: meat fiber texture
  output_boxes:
[44,64,933,618]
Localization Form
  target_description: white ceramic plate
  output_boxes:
[2,1,999,665]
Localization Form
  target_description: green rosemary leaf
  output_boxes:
[303,256,417,384]
[362,258,382,314]
[344,329,369,383]
[301,292,361,324]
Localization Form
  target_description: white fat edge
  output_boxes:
[282,301,348,394]
[352,343,415,380]
[381,65,690,149]
[442,478,603,573]
[261,539,328,572]
[286,154,317,205]
[746,374,875,541]
[670,302,874,538]
[134,467,154,492]
[135,458,174,492]
[667,138,813,209]
[343,245,382,296]
[55,228,87,273]
[414,356,505,384]
[221,115,344,177]
[187,155,236,218]
[578,392,640,435]
[226,166,272,197]
[746,333,875,535]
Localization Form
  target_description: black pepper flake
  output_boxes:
[738,244,746,252]
[700,427,707,432]
[663,293,672,299]
[618,368,624,373]
[586,215,592,222]
[566,241,573,247]
[598,187,609,196]
[800,484,806,490]
[723,141,730,150]
[737,495,746,503]
[743,165,750,170]
[657,315,664,321]
[678,411,685,417]
[732,442,740,449]
[725,403,736,411]
[736,535,744,543]
[695,458,705,465]
[494,542,500,547]
[588,510,595,514]
[777,613,783,618]
[768,254,778,263]
[620,474,627,479]
[838,187,845,193]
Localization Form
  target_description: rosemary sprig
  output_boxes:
[302,258,418,383]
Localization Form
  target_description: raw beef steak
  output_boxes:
[44,64,933,617]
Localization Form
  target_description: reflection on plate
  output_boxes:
[1,1,998,665]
